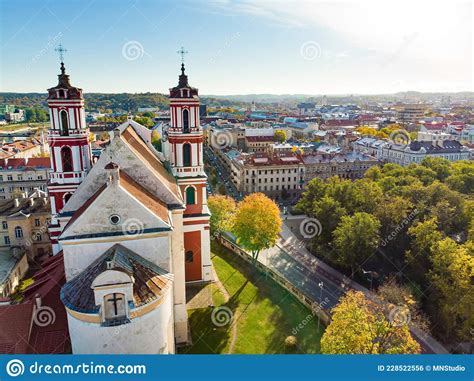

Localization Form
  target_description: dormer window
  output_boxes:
[103,292,127,324]
[92,269,133,327]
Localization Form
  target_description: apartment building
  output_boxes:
[231,153,305,201]
[0,193,52,260]
[0,158,50,199]
[303,152,379,183]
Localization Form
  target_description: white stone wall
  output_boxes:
[68,289,174,354]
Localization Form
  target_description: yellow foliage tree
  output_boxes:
[232,193,281,264]
[321,291,420,354]
[274,129,287,143]
[208,195,237,237]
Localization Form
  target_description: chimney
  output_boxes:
[29,198,34,207]
[14,198,19,208]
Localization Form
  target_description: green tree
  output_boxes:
[233,193,281,265]
[311,195,347,244]
[208,195,236,237]
[332,212,381,276]
[321,291,420,354]
[429,238,474,342]
[134,116,154,128]
[405,218,442,287]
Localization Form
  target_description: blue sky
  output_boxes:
[0,0,472,94]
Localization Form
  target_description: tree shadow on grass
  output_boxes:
[178,307,232,354]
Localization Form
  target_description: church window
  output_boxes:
[183,143,191,166]
[186,187,196,205]
[60,110,69,136]
[109,214,121,225]
[14,226,23,239]
[61,147,73,172]
[185,251,194,263]
[182,109,190,132]
[64,193,72,204]
[103,292,127,322]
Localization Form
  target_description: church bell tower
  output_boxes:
[47,46,92,254]
[168,49,212,282]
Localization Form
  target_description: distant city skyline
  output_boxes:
[0,0,472,95]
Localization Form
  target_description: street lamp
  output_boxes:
[317,281,324,333]
[362,269,375,291]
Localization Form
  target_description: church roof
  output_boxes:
[60,244,173,314]
[59,165,172,240]
[61,122,184,215]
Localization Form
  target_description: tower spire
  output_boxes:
[177,47,189,87]
[55,44,68,74]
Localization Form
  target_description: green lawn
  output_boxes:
[180,242,324,354]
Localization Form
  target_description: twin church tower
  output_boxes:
[43,47,211,353]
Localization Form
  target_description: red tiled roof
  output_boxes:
[0,157,50,170]
[0,302,34,354]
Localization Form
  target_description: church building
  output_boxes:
[46,55,212,353]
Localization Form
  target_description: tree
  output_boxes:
[429,238,474,342]
[232,193,281,265]
[332,212,381,276]
[374,196,414,240]
[377,276,430,333]
[208,195,236,237]
[405,218,442,286]
[274,129,286,143]
[321,291,420,354]
[311,195,347,244]
[151,130,161,152]
[134,116,154,128]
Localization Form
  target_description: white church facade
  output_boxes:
[46,56,212,353]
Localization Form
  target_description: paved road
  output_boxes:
[204,146,240,199]
[255,216,448,354]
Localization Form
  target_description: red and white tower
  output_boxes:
[168,57,212,282]
[47,54,92,254]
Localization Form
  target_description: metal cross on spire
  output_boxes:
[54,44,68,63]
[177,46,188,64]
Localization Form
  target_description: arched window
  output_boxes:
[14,226,23,239]
[60,110,69,136]
[182,109,189,133]
[186,186,196,205]
[61,147,73,172]
[183,143,191,167]
[185,251,194,263]
[64,193,72,204]
[35,233,42,242]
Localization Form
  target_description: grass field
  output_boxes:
[180,242,324,354]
